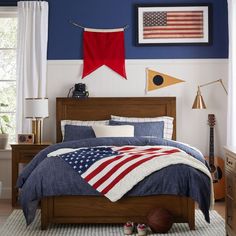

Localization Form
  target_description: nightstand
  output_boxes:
[11,143,51,207]
[225,146,236,236]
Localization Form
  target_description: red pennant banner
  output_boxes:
[82,29,127,79]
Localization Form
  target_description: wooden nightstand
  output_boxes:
[225,146,236,236]
[11,143,51,207]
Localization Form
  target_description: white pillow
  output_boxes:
[92,125,134,138]
[61,120,109,138]
[111,115,174,140]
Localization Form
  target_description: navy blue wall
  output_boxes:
[1,0,228,59]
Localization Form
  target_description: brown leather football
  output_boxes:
[147,208,173,233]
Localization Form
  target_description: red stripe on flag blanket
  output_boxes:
[92,154,143,189]
[85,154,125,182]
[101,149,180,194]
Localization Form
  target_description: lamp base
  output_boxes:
[32,119,42,144]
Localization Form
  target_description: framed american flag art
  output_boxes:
[136,4,211,45]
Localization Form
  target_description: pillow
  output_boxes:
[92,125,134,138]
[61,120,109,138]
[63,125,96,142]
[109,120,164,138]
[111,115,174,140]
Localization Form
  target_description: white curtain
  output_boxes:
[227,0,236,147]
[16,1,48,134]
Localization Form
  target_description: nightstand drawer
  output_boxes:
[226,197,234,228]
[226,175,234,198]
[226,174,234,199]
[226,154,236,172]
[18,150,38,163]
[226,196,236,233]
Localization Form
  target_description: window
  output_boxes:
[0,7,17,143]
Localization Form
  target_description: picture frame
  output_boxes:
[136,4,211,45]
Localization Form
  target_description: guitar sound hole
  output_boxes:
[212,166,223,183]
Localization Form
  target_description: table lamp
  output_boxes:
[192,79,228,109]
[25,98,49,144]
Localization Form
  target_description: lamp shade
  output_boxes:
[192,88,206,109]
[25,98,49,118]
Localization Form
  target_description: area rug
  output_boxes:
[0,210,225,236]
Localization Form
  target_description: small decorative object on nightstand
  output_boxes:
[11,143,51,207]
[224,146,236,236]
[17,134,34,144]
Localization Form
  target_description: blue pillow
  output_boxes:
[63,125,96,141]
[109,120,164,138]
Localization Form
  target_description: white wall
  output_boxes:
[44,59,228,157]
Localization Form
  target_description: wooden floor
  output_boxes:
[0,199,225,227]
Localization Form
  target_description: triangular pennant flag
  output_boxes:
[146,69,185,92]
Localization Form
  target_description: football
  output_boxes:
[147,208,173,233]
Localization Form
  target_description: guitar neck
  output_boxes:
[209,127,214,165]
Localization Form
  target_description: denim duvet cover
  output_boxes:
[16,137,212,225]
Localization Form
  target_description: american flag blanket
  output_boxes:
[52,145,213,204]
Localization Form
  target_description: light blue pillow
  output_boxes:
[63,125,95,142]
[109,120,164,138]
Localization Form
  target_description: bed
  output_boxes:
[16,97,212,230]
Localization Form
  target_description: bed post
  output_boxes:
[41,197,49,230]
[188,198,195,230]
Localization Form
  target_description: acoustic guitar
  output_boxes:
[206,114,225,200]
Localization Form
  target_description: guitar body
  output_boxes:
[205,156,225,200]
[207,114,225,200]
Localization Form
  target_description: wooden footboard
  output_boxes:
[41,195,195,230]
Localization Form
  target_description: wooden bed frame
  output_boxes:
[41,97,195,230]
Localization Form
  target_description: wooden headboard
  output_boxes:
[56,97,176,142]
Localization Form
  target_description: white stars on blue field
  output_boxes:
[59,147,118,175]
